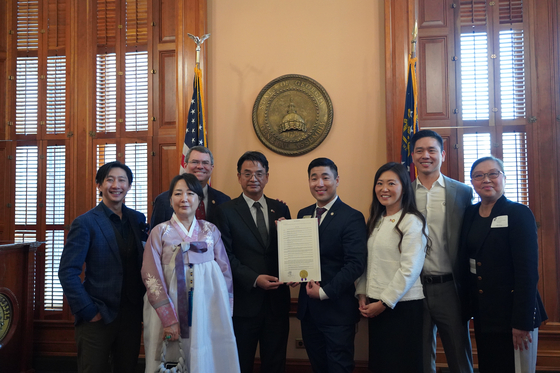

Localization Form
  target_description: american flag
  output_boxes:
[180,65,207,173]
[401,54,418,181]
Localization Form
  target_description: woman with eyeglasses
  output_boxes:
[460,156,547,372]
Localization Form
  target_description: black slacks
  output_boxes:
[74,301,142,373]
[233,301,289,373]
[368,299,423,373]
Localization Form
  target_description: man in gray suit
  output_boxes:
[411,130,473,373]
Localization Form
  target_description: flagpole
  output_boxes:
[180,34,211,174]
[411,21,418,59]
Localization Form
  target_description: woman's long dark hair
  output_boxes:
[367,162,431,254]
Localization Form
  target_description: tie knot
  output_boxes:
[316,207,327,218]
[254,201,262,210]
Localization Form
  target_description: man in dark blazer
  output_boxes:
[411,130,474,373]
[59,161,147,373]
[296,157,367,373]
[215,151,291,373]
[150,146,230,227]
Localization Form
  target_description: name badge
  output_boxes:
[302,215,312,219]
[491,215,508,228]
[470,258,477,274]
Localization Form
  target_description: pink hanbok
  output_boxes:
[141,214,239,373]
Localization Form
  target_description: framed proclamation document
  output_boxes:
[277,218,321,283]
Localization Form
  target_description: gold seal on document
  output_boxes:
[299,270,309,280]
[252,75,333,156]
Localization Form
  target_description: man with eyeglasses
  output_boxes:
[150,146,230,228]
[215,151,291,373]
[411,130,474,373]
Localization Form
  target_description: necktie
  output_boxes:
[316,207,327,225]
[254,202,268,245]
[196,199,206,220]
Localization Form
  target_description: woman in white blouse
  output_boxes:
[356,162,430,372]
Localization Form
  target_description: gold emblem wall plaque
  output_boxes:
[252,74,333,156]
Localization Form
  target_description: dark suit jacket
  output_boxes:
[150,185,230,227]
[215,194,291,318]
[58,203,147,324]
[297,197,367,325]
[460,195,547,332]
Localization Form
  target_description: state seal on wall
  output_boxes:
[252,74,333,156]
[0,293,13,345]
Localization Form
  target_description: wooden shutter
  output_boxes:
[17,0,39,51]
[460,32,490,121]
[502,131,528,205]
[15,57,39,135]
[124,0,148,132]
[47,0,66,52]
[125,142,148,216]
[46,56,66,134]
[44,145,66,310]
[97,0,117,48]
[499,30,525,119]
[125,0,148,47]
[125,51,148,131]
[460,0,487,29]
[14,146,39,228]
[96,53,118,133]
[499,0,523,24]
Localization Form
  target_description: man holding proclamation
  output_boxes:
[411,130,474,373]
[215,151,291,373]
[296,157,367,373]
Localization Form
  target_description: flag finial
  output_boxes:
[411,21,418,58]
[187,33,211,66]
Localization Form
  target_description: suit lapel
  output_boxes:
[234,194,267,248]
[444,176,458,247]
[92,204,120,257]
[265,197,280,247]
[207,187,217,219]
[318,197,341,233]
[444,176,458,219]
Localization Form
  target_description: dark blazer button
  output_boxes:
[477,276,482,280]
[477,262,482,266]
[478,289,483,294]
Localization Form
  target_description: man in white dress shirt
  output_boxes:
[411,130,474,373]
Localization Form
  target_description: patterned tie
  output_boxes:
[196,199,206,220]
[254,202,268,245]
[316,207,327,225]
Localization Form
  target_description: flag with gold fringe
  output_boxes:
[401,54,418,181]
[180,65,207,173]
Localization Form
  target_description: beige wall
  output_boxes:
[206,0,386,361]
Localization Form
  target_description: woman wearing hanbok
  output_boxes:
[141,173,240,373]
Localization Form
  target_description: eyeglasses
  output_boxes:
[188,160,212,166]
[241,171,266,180]
[472,170,504,181]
